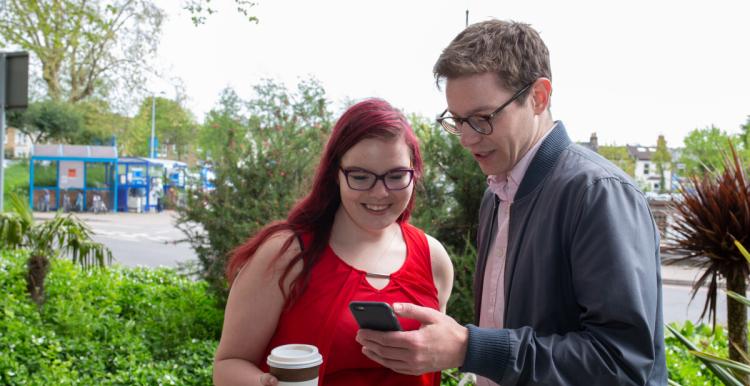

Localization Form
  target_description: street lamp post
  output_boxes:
[150,94,156,158]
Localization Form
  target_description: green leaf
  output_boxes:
[690,350,750,374]
[664,323,744,386]
[726,290,750,308]
[735,240,750,264]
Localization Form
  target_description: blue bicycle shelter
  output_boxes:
[29,144,119,212]
[116,157,188,212]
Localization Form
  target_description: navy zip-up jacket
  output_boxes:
[460,122,667,385]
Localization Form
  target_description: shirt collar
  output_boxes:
[486,122,558,201]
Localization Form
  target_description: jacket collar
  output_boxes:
[514,121,571,200]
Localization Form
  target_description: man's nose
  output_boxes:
[458,123,482,147]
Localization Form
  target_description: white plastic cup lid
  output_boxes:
[267,344,323,369]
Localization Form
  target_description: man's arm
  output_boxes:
[462,178,665,385]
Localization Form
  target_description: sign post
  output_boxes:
[0,51,29,212]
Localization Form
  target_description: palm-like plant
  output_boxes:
[666,241,750,386]
[0,193,112,304]
[667,143,750,364]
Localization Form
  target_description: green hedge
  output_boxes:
[666,321,726,385]
[0,250,223,385]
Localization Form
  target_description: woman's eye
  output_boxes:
[387,172,407,180]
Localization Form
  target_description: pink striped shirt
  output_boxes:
[476,124,555,386]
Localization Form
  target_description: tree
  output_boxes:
[7,98,125,145]
[652,135,671,193]
[72,98,131,145]
[679,126,744,176]
[598,145,635,176]
[0,0,164,105]
[0,194,111,304]
[7,99,84,143]
[196,87,247,161]
[176,79,331,296]
[668,143,750,366]
[123,97,196,159]
[183,0,258,25]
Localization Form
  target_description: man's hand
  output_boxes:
[355,302,469,375]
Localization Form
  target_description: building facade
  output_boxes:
[3,127,33,158]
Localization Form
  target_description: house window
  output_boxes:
[643,163,650,175]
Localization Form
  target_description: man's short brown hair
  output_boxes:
[433,20,551,95]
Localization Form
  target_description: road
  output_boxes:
[34,210,198,268]
[32,210,745,325]
[662,284,741,325]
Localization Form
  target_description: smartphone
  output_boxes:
[349,301,403,331]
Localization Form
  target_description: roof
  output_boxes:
[116,157,187,171]
[626,145,656,161]
[32,144,118,160]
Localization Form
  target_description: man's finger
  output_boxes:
[393,302,442,324]
[356,329,405,347]
[362,347,420,375]
[358,336,412,360]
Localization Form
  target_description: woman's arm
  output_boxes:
[427,234,454,314]
[213,231,303,386]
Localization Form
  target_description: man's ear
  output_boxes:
[530,78,552,115]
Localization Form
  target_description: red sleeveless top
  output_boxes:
[261,222,441,385]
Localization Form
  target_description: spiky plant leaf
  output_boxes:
[690,351,750,374]
[735,240,750,264]
[726,291,750,308]
[667,142,750,362]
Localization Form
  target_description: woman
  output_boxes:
[213,98,453,386]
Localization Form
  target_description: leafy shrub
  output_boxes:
[410,114,486,251]
[665,321,725,385]
[444,239,476,326]
[0,249,222,385]
[177,80,331,299]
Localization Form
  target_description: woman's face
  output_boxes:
[337,136,414,233]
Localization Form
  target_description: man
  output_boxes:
[356,20,667,385]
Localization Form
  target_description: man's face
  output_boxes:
[445,72,540,177]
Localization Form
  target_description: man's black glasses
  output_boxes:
[436,82,533,135]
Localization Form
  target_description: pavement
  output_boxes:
[661,263,707,288]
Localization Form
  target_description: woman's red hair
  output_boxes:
[225,98,423,305]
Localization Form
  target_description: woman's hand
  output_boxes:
[259,373,278,385]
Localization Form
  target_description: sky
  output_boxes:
[154,0,750,147]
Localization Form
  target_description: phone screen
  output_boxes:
[349,301,403,331]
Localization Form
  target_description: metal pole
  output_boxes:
[1,53,6,212]
[465,9,469,27]
[150,94,156,158]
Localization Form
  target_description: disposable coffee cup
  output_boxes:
[267,344,323,386]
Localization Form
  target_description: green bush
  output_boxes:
[0,249,222,385]
[410,114,486,251]
[177,80,332,299]
[444,239,476,326]
[665,321,725,385]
